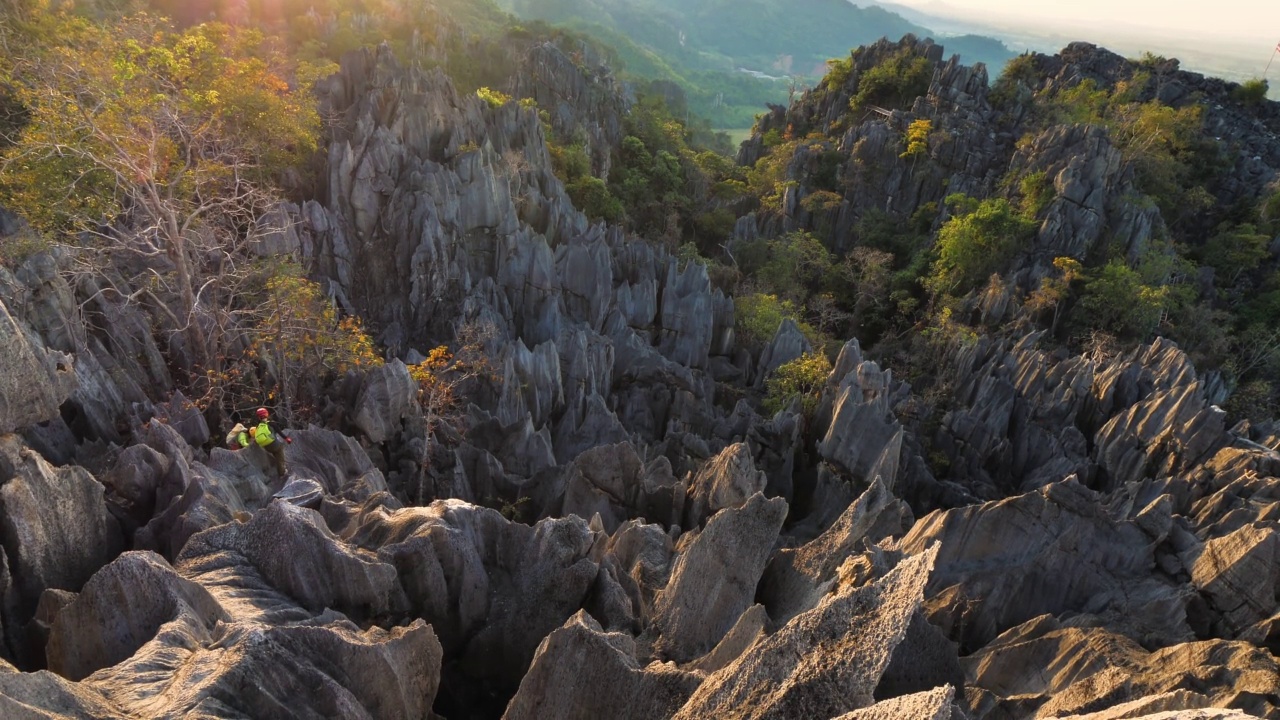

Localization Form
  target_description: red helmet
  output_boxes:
[255,407,269,419]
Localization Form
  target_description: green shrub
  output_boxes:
[1075,259,1169,339]
[736,293,796,348]
[926,194,1037,296]
[899,118,932,160]
[735,293,821,350]
[1201,223,1270,283]
[1019,170,1054,217]
[850,49,933,112]
[824,56,854,91]
[476,86,512,108]
[800,190,844,214]
[755,231,834,302]
[548,141,591,183]
[764,352,832,416]
[0,229,50,268]
[989,52,1041,108]
[566,176,623,223]
[1225,379,1276,423]
[1231,78,1269,107]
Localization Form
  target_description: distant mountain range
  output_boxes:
[502,0,1016,72]
[495,0,1017,126]
[867,0,1276,90]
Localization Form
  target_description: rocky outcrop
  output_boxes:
[557,441,684,532]
[0,31,1277,720]
[302,45,742,521]
[760,477,910,625]
[964,614,1280,719]
[1189,523,1279,641]
[672,544,939,720]
[897,477,1189,649]
[683,442,767,528]
[45,551,226,681]
[511,42,630,180]
[346,499,600,694]
[0,250,171,446]
[503,611,699,720]
[835,685,956,720]
[818,353,904,490]
[179,500,405,620]
[647,493,786,663]
[0,292,73,435]
[0,436,123,641]
[352,360,418,444]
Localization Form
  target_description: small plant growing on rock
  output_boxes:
[899,118,932,160]
[763,351,832,417]
[1231,78,1269,107]
[849,49,933,112]
[476,86,512,108]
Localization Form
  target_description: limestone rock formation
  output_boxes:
[683,442,767,528]
[760,476,909,625]
[897,477,1190,649]
[0,280,75,435]
[45,551,226,681]
[672,544,940,720]
[647,493,787,663]
[834,685,956,720]
[964,614,1280,718]
[0,436,124,636]
[503,611,699,720]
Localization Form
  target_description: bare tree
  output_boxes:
[407,320,499,501]
[0,15,318,394]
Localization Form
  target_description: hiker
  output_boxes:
[250,407,291,478]
[225,423,250,450]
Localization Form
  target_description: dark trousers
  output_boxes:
[265,441,287,478]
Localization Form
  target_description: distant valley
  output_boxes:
[494,0,1018,127]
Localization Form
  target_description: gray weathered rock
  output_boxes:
[760,476,909,625]
[648,493,787,663]
[178,500,405,619]
[88,616,442,720]
[896,478,1190,649]
[0,437,123,625]
[833,685,955,720]
[559,441,684,533]
[285,428,389,500]
[0,293,74,435]
[964,614,1280,719]
[349,499,600,691]
[46,551,226,681]
[755,318,811,383]
[1188,523,1278,639]
[352,360,418,444]
[818,358,904,490]
[502,610,699,720]
[672,544,939,720]
[684,442,767,529]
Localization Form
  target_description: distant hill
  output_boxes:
[497,0,1016,126]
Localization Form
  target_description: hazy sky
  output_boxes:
[891,0,1280,44]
